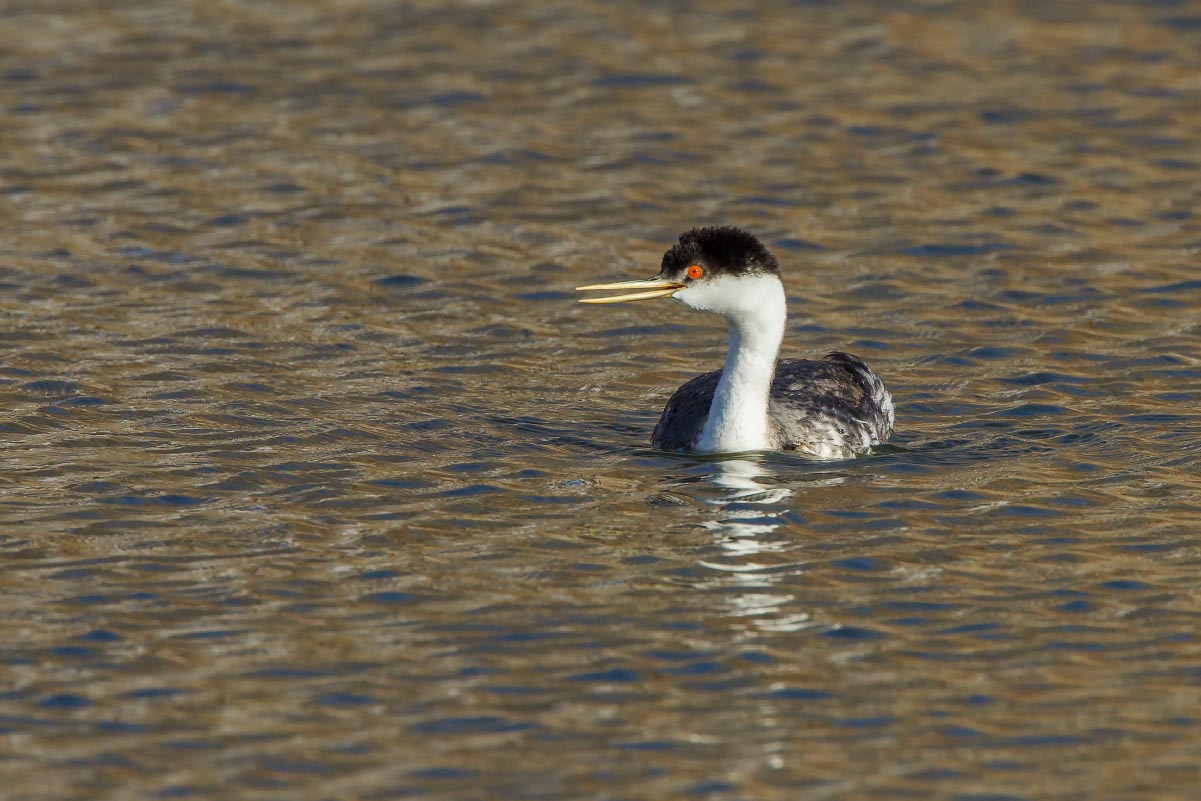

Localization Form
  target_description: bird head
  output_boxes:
[577,226,782,319]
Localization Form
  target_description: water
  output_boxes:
[3,1,1201,798]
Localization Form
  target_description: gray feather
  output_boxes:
[652,352,894,457]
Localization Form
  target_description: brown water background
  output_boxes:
[2,1,1201,799]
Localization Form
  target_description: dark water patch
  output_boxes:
[1120,412,1190,425]
[846,125,933,143]
[1159,15,1201,30]
[477,148,560,166]
[376,274,426,288]
[412,716,534,735]
[966,347,1023,360]
[660,660,721,677]
[614,739,679,751]
[56,395,108,406]
[1096,579,1152,591]
[593,323,690,339]
[568,667,639,683]
[956,299,1004,313]
[119,245,201,265]
[940,622,1004,637]
[79,629,122,642]
[392,90,488,109]
[763,687,834,701]
[172,327,250,339]
[994,403,1067,419]
[844,279,907,301]
[592,72,688,88]
[363,591,420,604]
[885,600,958,619]
[838,716,895,729]
[367,477,434,490]
[1008,172,1058,186]
[174,81,256,95]
[38,693,93,709]
[685,780,737,796]
[979,107,1036,124]
[50,645,95,659]
[156,494,206,507]
[901,242,1014,257]
[209,214,248,227]
[515,290,571,301]
[314,692,377,707]
[122,688,187,700]
[1140,279,1201,294]
[1028,222,1076,237]
[730,78,776,93]
[208,264,295,281]
[739,194,800,208]
[359,569,402,580]
[412,766,473,780]
[821,626,882,641]
[956,170,1058,190]
[54,272,94,288]
[1118,540,1191,554]
[642,648,712,662]
[1000,371,1090,387]
[773,236,824,251]
[826,555,892,572]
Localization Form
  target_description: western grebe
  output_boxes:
[577,226,894,458]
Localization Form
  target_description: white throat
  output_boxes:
[674,274,786,453]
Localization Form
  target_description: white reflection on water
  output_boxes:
[697,458,832,633]
[702,458,791,557]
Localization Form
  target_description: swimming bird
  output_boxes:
[577,226,894,458]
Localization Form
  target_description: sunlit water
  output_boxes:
[3,1,1201,799]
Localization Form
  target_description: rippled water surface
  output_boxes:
[4,1,1201,798]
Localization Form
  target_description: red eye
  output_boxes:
[687,264,703,280]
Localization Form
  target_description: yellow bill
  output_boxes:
[575,278,684,304]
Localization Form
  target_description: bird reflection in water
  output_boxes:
[697,457,846,633]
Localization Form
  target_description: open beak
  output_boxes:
[575,278,685,304]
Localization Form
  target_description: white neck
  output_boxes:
[678,274,786,453]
